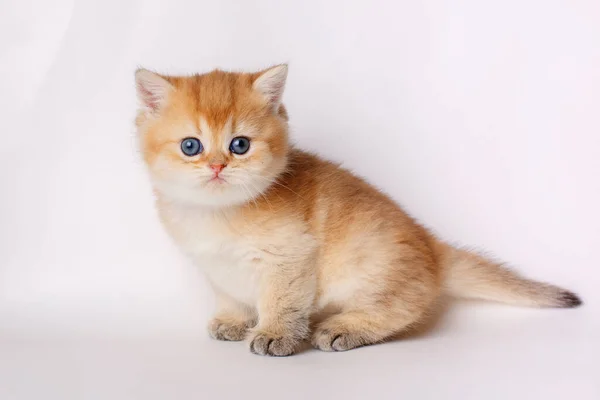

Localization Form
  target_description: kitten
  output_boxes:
[134,65,581,356]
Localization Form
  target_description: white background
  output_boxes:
[1,0,599,399]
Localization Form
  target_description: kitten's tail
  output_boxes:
[435,241,582,308]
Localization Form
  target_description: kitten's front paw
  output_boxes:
[208,318,250,341]
[248,331,299,357]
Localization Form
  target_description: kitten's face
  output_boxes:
[135,66,289,208]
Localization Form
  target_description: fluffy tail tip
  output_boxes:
[558,290,583,308]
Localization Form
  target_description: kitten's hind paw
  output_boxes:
[312,327,370,352]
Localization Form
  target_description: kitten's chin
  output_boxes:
[152,178,273,209]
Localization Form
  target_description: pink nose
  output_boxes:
[210,164,225,174]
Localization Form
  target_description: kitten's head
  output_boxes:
[134,65,290,208]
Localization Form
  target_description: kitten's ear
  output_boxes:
[253,64,288,110]
[135,68,173,113]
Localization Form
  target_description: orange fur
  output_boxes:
[134,65,581,356]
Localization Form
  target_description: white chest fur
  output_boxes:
[159,200,318,309]
[192,238,263,306]
[159,205,268,306]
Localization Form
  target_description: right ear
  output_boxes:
[135,68,173,113]
[252,64,288,111]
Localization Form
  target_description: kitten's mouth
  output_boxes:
[208,176,226,184]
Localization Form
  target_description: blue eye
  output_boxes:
[229,137,250,155]
[181,138,203,156]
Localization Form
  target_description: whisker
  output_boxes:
[241,181,260,210]
[247,180,275,212]
[250,174,306,200]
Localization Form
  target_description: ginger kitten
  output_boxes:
[134,65,581,356]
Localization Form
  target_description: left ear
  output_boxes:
[253,64,288,110]
[135,68,173,114]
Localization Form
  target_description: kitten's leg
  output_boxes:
[208,287,257,342]
[312,256,439,352]
[311,308,422,351]
[247,262,316,356]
